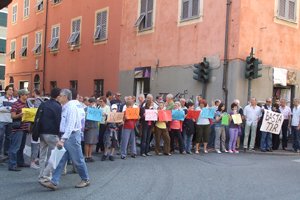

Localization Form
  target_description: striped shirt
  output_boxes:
[11,99,29,132]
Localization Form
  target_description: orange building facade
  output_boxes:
[5,0,300,105]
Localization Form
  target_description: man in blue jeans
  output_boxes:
[40,89,90,190]
[0,85,17,161]
[8,89,30,171]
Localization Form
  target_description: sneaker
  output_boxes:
[164,153,171,156]
[187,151,192,154]
[233,150,239,154]
[30,163,40,170]
[216,150,222,154]
[224,150,228,153]
[109,155,115,161]
[146,153,152,156]
[141,154,147,157]
[195,150,199,154]
[181,151,187,154]
[131,154,137,158]
[204,150,208,154]
[156,153,163,156]
[249,149,255,152]
[40,181,57,190]
[121,155,126,160]
[75,180,90,188]
[101,155,107,161]
[228,150,233,154]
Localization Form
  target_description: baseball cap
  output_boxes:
[111,104,118,110]
[18,89,30,96]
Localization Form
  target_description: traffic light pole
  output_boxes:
[202,83,207,99]
[247,79,252,102]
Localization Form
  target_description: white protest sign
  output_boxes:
[145,109,158,121]
[260,109,284,135]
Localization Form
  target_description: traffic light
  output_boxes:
[253,59,262,79]
[245,55,255,79]
[199,57,210,82]
[193,63,201,81]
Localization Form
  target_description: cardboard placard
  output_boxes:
[158,110,172,122]
[125,108,140,120]
[171,110,185,121]
[221,114,229,126]
[260,110,284,135]
[22,108,38,122]
[107,112,124,123]
[145,109,158,121]
[86,107,102,122]
[200,107,216,119]
[186,110,201,121]
[232,114,242,124]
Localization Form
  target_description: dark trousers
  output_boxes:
[8,130,26,168]
[272,134,280,150]
[141,124,152,155]
[281,120,289,149]
[292,126,300,151]
[96,124,106,152]
[170,129,184,153]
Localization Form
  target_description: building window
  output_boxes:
[70,80,78,91]
[34,74,40,90]
[50,81,57,90]
[36,0,44,12]
[24,0,30,18]
[94,10,108,41]
[181,0,200,21]
[94,79,104,97]
[278,0,297,22]
[12,4,17,24]
[33,32,42,55]
[20,36,28,57]
[10,40,16,60]
[19,81,29,90]
[48,26,59,51]
[52,0,61,4]
[9,77,14,85]
[0,39,6,53]
[135,0,154,31]
[0,12,7,26]
[67,18,81,46]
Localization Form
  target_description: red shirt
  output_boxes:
[123,119,137,129]
[11,99,29,132]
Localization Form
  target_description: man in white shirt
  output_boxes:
[291,98,300,153]
[243,97,262,152]
[40,89,90,190]
[279,98,291,150]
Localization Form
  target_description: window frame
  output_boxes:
[94,8,109,42]
[33,31,42,55]
[36,0,44,12]
[20,35,28,57]
[70,80,78,91]
[94,79,104,97]
[67,17,81,47]
[12,4,18,24]
[135,0,154,32]
[10,40,16,60]
[277,0,298,23]
[52,0,62,5]
[48,25,60,51]
[23,0,30,19]
[180,0,201,22]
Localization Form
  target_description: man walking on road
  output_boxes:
[40,89,90,190]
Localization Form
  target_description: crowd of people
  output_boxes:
[0,84,300,191]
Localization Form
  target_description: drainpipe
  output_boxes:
[222,0,231,108]
[42,0,49,95]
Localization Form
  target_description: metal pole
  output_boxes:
[247,79,252,102]
[202,83,207,99]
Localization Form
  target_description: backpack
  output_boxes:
[32,102,45,142]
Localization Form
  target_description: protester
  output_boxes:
[96,96,110,153]
[182,101,195,154]
[8,89,30,171]
[38,88,62,182]
[228,103,240,154]
[214,103,228,154]
[170,101,185,154]
[84,98,99,162]
[105,91,113,106]
[0,85,17,160]
[165,94,175,110]
[291,98,300,153]
[260,98,273,152]
[233,99,244,150]
[272,103,281,150]
[279,99,291,150]
[40,89,90,190]
[195,99,210,154]
[243,97,262,152]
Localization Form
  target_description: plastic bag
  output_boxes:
[48,147,66,169]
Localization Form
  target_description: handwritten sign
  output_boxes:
[107,112,124,123]
[232,114,242,124]
[145,109,158,121]
[221,114,229,126]
[260,110,284,135]
[201,107,216,119]
[186,110,201,121]
[172,110,185,121]
[125,108,140,120]
[158,110,172,122]
[22,108,38,122]
[86,107,102,122]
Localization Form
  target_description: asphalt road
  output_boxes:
[0,152,300,200]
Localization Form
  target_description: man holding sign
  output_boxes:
[260,98,273,152]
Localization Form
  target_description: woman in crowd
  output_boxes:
[154,101,171,156]
[182,101,195,154]
[195,99,211,154]
[84,98,99,162]
[96,96,110,153]
[228,103,240,154]
[214,103,228,153]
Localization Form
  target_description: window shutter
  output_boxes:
[146,0,153,28]
[192,0,199,17]
[141,0,147,14]
[100,11,107,40]
[278,0,286,18]
[288,0,296,20]
[182,0,189,19]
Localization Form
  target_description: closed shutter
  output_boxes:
[279,0,286,18]
[0,66,5,80]
[146,0,153,28]
[192,0,199,17]
[182,0,189,19]
[100,11,107,40]
[288,0,296,20]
